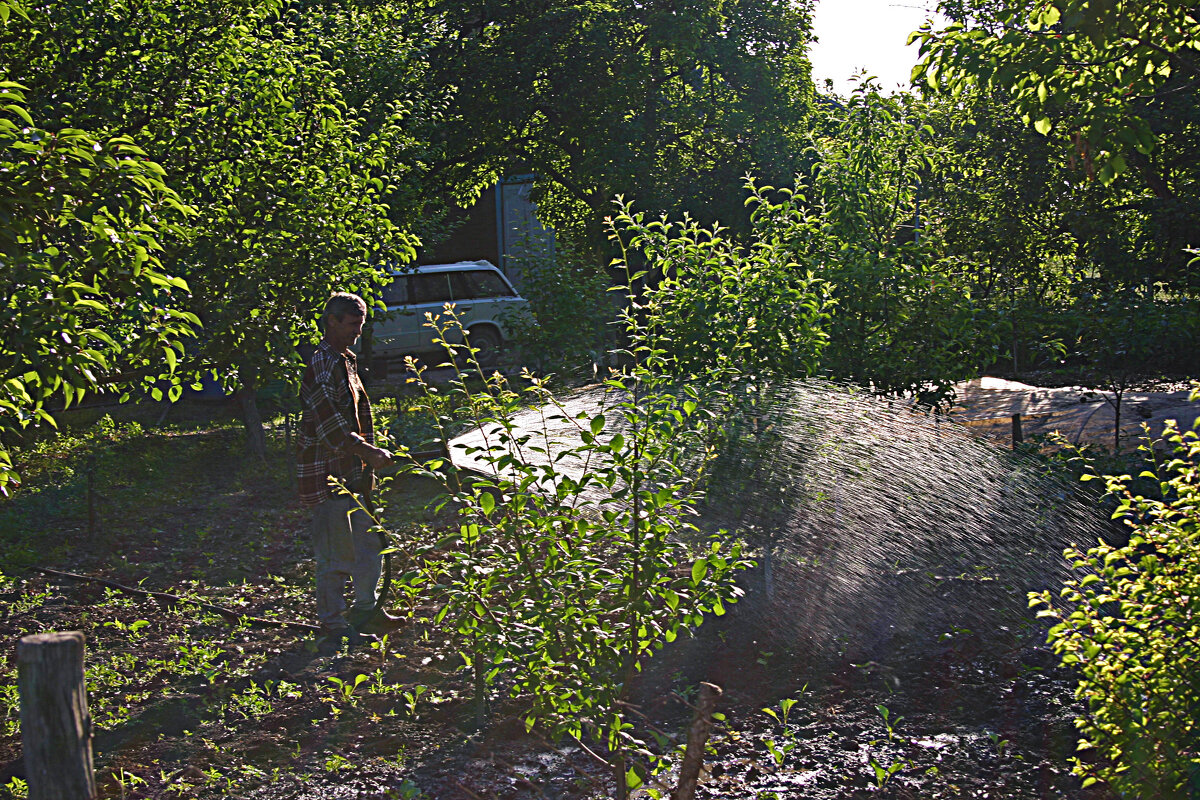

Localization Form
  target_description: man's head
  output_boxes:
[322,292,367,352]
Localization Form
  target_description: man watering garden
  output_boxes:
[297,292,401,648]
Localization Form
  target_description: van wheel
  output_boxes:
[467,327,502,369]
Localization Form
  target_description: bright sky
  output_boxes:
[808,0,949,96]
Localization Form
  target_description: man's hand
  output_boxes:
[363,446,393,470]
[348,434,394,470]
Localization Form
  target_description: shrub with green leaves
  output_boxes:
[502,245,614,378]
[1030,388,1200,798]
[0,80,197,491]
[609,192,832,386]
[397,257,755,798]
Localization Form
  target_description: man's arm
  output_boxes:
[308,357,393,468]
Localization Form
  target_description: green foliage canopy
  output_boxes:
[913,0,1200,186]
[609,190,832,385]
[0,79,197,490]
[0,0,421,453]
[782,85,999,404]
[430,0,816,243]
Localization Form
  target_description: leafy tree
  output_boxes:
[779,84,998,405]
[428,0,816,246]
[280,0,465,247]
[910,82,1200,384]
[1,0,418,454]
[610,190,832,385]
[916,1,1200,295]
[399,299,751,799]
[913,1,1200,187]
[916,90,1078,375]
[500,244,615,378]
[0,80,196,492]
[158,17,413,455]
[1066,291,1200,452]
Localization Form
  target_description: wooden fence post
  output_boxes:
[1012,413,1024,449]
[16,632,96,800]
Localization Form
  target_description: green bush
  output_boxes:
[392,301,751,799]
[608,191,832,385]
[502,246,614,378]
[1031,388,1200,798]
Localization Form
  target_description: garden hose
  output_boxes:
[358,475,398,631]
[373,523,394,621]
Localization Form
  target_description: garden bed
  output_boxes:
[0,395,1120,799]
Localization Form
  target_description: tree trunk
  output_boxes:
[613,751,629,800]
[237,364,267,460]
[672,682,723,800]
[17,631,96,800]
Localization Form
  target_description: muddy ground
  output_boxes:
[0,390,1127,799]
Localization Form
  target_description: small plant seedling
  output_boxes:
[762,690,805,728]
[988,731,1009,756]
[102,619,150,639]
[876,704,904,742]
[111,768,147,799]
[763,737,796,767]
[371,633,391,662]
[868,756,905,788]
[324,753,352,773]
[402,684,428,717]
[328,673,370,704]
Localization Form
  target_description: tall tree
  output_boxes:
[282,0,463,245]
[914,0,1200,363]
[782,84,998,404]
[913,1,1200,188]
[428,0,816,246]
[1,0,418,455]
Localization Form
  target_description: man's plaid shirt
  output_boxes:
[296,340,374,507]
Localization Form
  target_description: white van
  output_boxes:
[367,261,528,367]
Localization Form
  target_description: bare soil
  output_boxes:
[0,394,1124,799]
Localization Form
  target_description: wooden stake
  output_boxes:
[1012,413,1023,449]
[672,682,722,800]
[86,455,96,539]
[17,632,96,800]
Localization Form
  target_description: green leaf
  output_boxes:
[691,558,709,585]
[1033,117,1052,135]
[664,589,679,611]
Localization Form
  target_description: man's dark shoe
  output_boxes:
[348,607,405,637]
[315,625,357,655]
